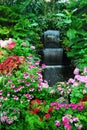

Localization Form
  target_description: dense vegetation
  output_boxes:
[0,0,87,130]
[0,0,87,68]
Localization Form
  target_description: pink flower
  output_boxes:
[1,116,8,122]
[13,96,19,100]
[29,88,34,91]
[24,73,29,79]
[62,116,69,123]
[73,82,78,87]
[78,125,82,130]
[44,113,50,119]
[7,41,16,50]
[14,88,19,92]
[41,63,46,68]
[38,87,42,91]
[55,120,61,127]
[73,68,79,75]
[8,79,11,82]
[25,94,31,99]
[60,90,64,95]
[69,104,78,110]
[58,87,62,91]
[11,84,15,88]
[27,56,32,59]
[30,74,34,78]
[21,79,25,82]
[67,78,74,84]
[0,90,2,95]
[28,64,36,69]
[6,119,14,124]
[4,97,8,100]
[30,45,35,49]
[73,117,79,122]
[83,68,87,74]
[26,82,30,86]
[74,75,81,80]
[41,82,49,88]
[35,60,40,65]
[65,125,72,130]
[85,83,87,88]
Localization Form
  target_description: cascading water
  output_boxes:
[43,48,63,65]
[42,30,73,86]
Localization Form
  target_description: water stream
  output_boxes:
[42,30,73,86]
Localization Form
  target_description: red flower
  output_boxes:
[48,107,53,113]
[7,42,16,50]
[31,99,42,105]
[44,101,46,105]
[29,110,37,114]
[0,51,3,56]
[80,95,87,102]
[80,99,84,102]
[34,107,40,113]
[44,113,50,119]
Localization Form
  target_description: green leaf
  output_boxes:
[63,19,72,24]
[67,29,76,40]
[55,13,66,17]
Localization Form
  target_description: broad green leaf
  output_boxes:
[63,19,72,24]
[67,29,76,40]
[55,13,66,17]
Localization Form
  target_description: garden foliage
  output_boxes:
[0,0,87,130]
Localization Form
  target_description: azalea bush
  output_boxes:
[0,38,39,62]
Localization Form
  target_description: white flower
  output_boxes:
[45,0,51,2]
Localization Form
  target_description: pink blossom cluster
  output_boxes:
[55,114,82,130]
[37,71,49,88]
[24,93,34,100]
[0,110,20,124]
[14,86,24,92]
[62,114,82,130]
[67,68,87,91]
[0,38,16,49]
[50,102,84,111]
[58,85,71,95]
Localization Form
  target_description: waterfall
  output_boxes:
[42,30,73,86]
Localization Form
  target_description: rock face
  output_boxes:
[57,97,69,104]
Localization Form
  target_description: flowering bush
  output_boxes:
[26,101,86,130]
[0,38,49,129]
[0,55,50,128]
[50,102,85,130]
[0,38,38,63]
[0,55,25,75]
[0,38,87,130]
[67,68,87,103]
